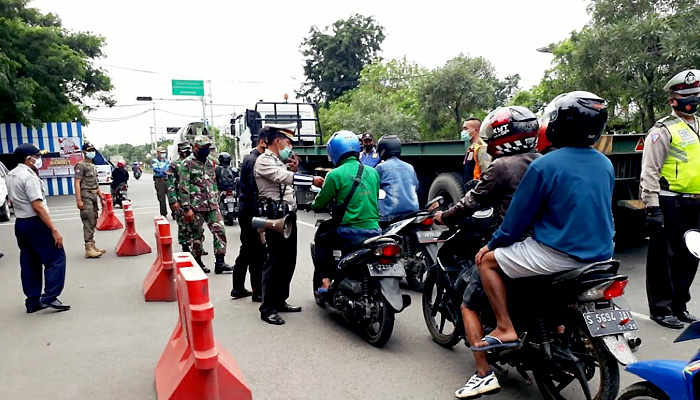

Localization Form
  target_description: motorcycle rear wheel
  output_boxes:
[225,212,235,226]
[533,314,619,400]
[617,382,669,400]
[363,297,395,348]
[422,267,461,348]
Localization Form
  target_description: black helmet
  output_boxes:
[218,152,231,164]
[543,91,608,148]
[480,106,538,158]
[377,135,401,160]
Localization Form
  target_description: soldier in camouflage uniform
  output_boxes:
[168,141,194,252]
[73,142,107,258]
[178,136,234,274]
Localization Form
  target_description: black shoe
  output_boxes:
[26,304,48,313]
[279,303,302,313]
[181,244,191,253]
[194,256,210,274]
[42,299,71,312]
[251,294,262,303]
[230,288,252,299]
[261,313,285,325]
[214,255,233,274]
[676,311,698,323]
[202,250,209,256]
[651,314,684,329]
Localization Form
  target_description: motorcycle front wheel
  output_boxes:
[422,266,461,348]
[617,382,669,400]
[226,212,235,226]
[533,314,619,400]
[363,297,395,348]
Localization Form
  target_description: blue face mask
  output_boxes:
[460,130,471,142]
[85,151,96,159]
[279,145,293,161]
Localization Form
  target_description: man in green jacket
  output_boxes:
[312,131,381,291]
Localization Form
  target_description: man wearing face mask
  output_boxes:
[178,136,234,275]
[74,142,107,259]
[254,124,324,325]
[642,69,700,329]
[7,144,70,313]
[152,146,170,217]
[359,132,380,168]
[462,118,491,185]
[168,141,194,253]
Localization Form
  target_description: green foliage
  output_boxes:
[0,0,113,128]
[521,0,700,132]
[415,55,517,139]
[100,143,153,166]
[299,14,385,104]
[319,58,424,141]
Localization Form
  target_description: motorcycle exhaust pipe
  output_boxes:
[624,333,642,352]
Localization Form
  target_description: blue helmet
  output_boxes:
[327,130,361,166]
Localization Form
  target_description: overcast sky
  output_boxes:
[31,0,591,148]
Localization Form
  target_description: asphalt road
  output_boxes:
[0,173,698,400]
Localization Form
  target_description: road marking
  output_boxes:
[297,220,315,228]
[631,311,652,322]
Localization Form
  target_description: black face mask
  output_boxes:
[364,144,374,151]
[195,148,210,161]
[674,96,700,115]
[179,150,191,159]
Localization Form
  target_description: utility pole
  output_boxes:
[208,80,215,147]
[151,100,157,151]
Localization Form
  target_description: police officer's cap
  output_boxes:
[14,143,41,158]
[82,142,95,151]
[193,135,212,146]
[361,132,374,141]
[265,123,296,141]
[664,69,700,95]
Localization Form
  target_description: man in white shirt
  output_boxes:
[6,144,70,313]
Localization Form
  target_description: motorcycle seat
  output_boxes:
[550,260,620,285]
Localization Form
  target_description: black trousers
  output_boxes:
[260,213,297,316]
[232,209,264,295]
[15,217,67,308]
[646,196,700,317]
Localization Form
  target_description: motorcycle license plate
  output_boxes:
[583,309,639,337]
[416,230,442,243]
[368,263,405,278]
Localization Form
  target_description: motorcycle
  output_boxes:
[219,178,239,226]
[382,195,445,291]
[133,169,142,180]
[112,182,128,208]
[311,219,411,347]
[618,229,700,400]
[422,208,641,400]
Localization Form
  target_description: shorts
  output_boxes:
[494,237,590,279]
[460,264,485,310]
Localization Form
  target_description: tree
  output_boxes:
[299,14,385,104]
[415,55,508,138]
[0,0,113,128]
[521,0,700,132]
[319,58,425,141]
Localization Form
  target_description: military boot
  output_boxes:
[92,242,107,255]
[181,244,191,253]
[214,254,234,274]
[85,242,102,258]
[194,256,210,274]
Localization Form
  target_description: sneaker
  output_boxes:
[455,372,500,399]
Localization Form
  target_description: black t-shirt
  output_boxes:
[238,148,262,211]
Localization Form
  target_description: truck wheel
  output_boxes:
[427,172,465,208]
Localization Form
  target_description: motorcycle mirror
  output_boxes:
[378,189,387,200]
[426,196,444,210]
[684,229,700,259]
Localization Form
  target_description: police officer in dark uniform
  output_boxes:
[230,128,269,301]
[254,124,324,325]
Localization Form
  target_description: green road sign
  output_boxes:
[171,79,204,96]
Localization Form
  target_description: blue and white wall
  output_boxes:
[0,122,83,196]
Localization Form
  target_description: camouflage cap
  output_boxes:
[193,135,212,146]
[176,141,191,149]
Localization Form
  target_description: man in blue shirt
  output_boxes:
[152,146,170,217]
[359,132,380,168]
[472,92,615,351]
[375,135,419,228]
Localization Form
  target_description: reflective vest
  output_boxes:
[465,142,484,180]
[658,116,700,194]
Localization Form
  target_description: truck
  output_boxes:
[229,100,647,241]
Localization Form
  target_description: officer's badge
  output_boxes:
[651,133,660,143]
[685,71,697,86]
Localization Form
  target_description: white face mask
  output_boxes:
[33,156,43,170]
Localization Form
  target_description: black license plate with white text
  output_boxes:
[583,309,639,337]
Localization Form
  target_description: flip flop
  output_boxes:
[471,335,520,352]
